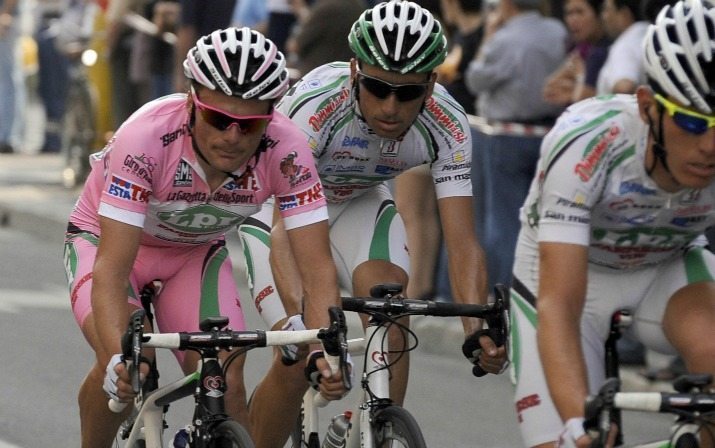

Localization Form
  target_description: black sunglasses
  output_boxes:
[356,70,430,102]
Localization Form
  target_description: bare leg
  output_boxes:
[662,282,715,448]
[78,313,135,448]
[249,347,309,448]
[394,165,441,300]
[269,214,304,317]
[353,259,409,405]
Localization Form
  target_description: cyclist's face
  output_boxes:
[352,59,434,140]
[189,86,272,174]
[638,87,715,191]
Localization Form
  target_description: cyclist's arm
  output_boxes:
[437,195,488,334]
[537,241,591,429]
[92,216,142,366]
[284,219,340,331]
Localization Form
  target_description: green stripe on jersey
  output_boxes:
[685,247,715,284]
[200,246,229,321]
[544,109,621,169]
[369,203,397,260]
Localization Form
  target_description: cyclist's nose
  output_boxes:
[380,93,401,115]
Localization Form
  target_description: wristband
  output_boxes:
[565,417,586,441]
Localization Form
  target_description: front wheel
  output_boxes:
[205,420,255,448]
[372,406,427,448]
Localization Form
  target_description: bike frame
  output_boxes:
[299,315,408,448]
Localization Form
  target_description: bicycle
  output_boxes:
[109,300,350,448]
[291,282,510,448]
[583,309,715,447]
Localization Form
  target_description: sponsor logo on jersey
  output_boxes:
[254,285,275,313]
[674,204,712,216]
[341,136,368,149]
[380,140,400,158]
[157,204,243,233]
[161,123,190,147]
[174,160,193,186]
[211,191,255,204]
[619,181,656,196]
[435,173,470,184]
[574,126,620,181]
[332,151,369,162]
[308,88,350,131]
[608,198,661,211]
[374,164,402,175]
[515,394,541,423]
[424,97,467,144]
[280,151,313,187]
[671,215,708,227]
[555,197,590,210]
[167,191,207,202]
[278,183,325,210]
[107,175,150,203]
[123,154,156,183]
[324,164,366,173]
[233,165,261,192]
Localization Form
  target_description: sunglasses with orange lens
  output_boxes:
[191,88,273,133]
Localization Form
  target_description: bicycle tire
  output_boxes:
[372,406,427,448]
[205,420,255,448]
[674,432,699,448]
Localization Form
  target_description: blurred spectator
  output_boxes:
[542,0,610,107]
[464,0,567,291]
[34,0,71,153]
[595,0,647,94]
[286,0,365,76]
[266,0,296,54]
[173,0,236,93]
[105,0,149,128]
[231,0,268,33]
[145,0,179,99]
[0,0,20,153]
[437,0,485,114]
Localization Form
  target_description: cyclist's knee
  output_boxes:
[352,260,408,295]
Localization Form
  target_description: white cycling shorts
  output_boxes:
[239,184,410,329]
[510,238,715,447]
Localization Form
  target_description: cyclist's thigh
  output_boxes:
[328,183,410,289]
[152,241,246,363]
[64,230,142,330]
[238,202,287,329]
[511,255,563,447]
[633,245,715,355]
[511,242,656,446]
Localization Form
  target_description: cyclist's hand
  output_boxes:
[103,354,150,402]
[305,351,353,401]
[462,329,508,376]
[557,417,617,448]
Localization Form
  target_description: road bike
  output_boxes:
[291,282,510,448]
[584,310,715,447]
[110,297,349,448]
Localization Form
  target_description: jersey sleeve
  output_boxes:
[96,120,157,228]
[427,91,474,199]
[534,107,618,245]
[266,115,328,230]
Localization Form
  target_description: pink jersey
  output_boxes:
[69,94,327,245]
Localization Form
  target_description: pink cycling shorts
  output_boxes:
[64,231,246,361]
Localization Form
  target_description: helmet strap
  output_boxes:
[646,103,671,177]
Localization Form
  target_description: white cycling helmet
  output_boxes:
[643,0,715,113]
[348,0,447,74]
[183,27,289,100]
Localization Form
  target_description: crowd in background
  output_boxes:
[1,0,685,376]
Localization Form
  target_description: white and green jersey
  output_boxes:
[276,62,473,204]
[520,94,715,269]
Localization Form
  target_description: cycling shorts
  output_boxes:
[510,238,715,447]
[239,184,410,329]
[63,230,246,363]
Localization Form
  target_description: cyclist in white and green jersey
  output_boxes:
[511,0,715,446]
[239,2,507,447]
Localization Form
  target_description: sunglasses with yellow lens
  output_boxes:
[654,94,715,135]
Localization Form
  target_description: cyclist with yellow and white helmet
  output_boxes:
[238,2,508,447]
[510,0,715,446]
[63,27,346,448]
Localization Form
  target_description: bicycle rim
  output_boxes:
[204,420,255,448]
[372,406,427,448]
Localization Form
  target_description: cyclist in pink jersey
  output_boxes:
[62,27,346,448]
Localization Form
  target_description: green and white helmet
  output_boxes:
[348,0,447,74]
